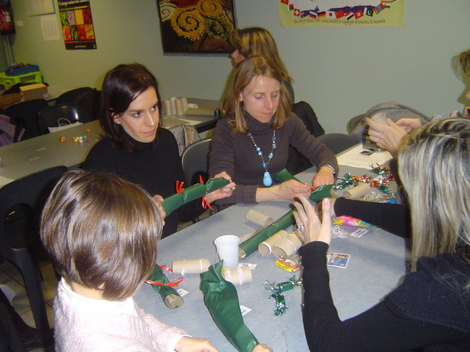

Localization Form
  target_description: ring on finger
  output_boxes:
[376,131,379,136]
[297,224,305,231]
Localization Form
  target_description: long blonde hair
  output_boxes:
[229,27,292,85]
[223,56,292,133]
[398,118,470,270]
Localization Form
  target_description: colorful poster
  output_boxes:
[157,0,236,54]
[58,0,97,50]
[279,0,404,27]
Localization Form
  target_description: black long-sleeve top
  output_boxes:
[299,241,470,351]
[82,128,205,238]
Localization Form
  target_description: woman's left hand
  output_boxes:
[313,166,335,186]
[205,171,236,203]
[293,196,332,245]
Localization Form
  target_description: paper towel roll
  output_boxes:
[172,258,210,275]
[258,230,287,256]
[176,98,185,116]
[272,233,303,260]
[222,266,252,286]
[170,97,177,116]
[164,100,172,116]
[246,210,274,227]
[342,183,373,198]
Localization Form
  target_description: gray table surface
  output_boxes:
[0,98,220,186]
[134,166,407,352]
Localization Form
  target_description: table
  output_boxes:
[134,166,407,351]
[0,98,221,186]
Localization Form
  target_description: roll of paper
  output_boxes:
[176,98,185,116]
[245,210,274,227]
[272,233,303,260]
[172,258,210,275]
[342,183,373,198]
[181,97,188,112]
[258,230,287,256]
[185,108,220,116]
[222,266,252,286]
[371,112,388,125]
[164,100,172,116]
[170,97,177,116]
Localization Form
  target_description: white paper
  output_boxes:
[337,144,392,169]
[26,0,55,16]
[41,14,60,41]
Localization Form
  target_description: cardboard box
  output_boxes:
[20,83,49,101]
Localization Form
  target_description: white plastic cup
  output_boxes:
[214,235,240,269]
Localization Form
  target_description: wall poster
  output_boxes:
[279,0,404,27]
[157,0,236,54]
[57,0,96,49]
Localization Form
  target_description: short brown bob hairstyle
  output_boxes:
[40,169,163,301]
[223,56,292,134]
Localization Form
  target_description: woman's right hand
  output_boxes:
[293,196,332,245]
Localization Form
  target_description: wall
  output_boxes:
[7,0,470,133]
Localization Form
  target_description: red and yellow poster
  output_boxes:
[279,0,404,27]
[58,0,97,49]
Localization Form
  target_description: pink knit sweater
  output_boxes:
[54,279,187,351]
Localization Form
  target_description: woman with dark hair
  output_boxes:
[83,63,234,237]
[209,56,337,205]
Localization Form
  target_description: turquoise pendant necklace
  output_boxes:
[247,130,277,187]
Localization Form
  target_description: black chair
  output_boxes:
[287,101,326,175]
[74,88,101,121]
[181,138,211,186]
[37,103,91,134]
[55,87,92,105]
[0,166,68,341]
[6,99,49,140]
[316,133,358,155]
[347,113,365,136]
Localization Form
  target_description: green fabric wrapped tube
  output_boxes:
[238,169,334,258]
[273,168,334,202]
[200,262,259,352]
[161,177,229,217]
[147,265,184,309]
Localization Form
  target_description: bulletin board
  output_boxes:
[157,0,236,54]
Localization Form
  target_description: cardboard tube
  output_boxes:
[170,97,177,115]
[246,210,274,227]
[343,183,373,198]
[222,266,252,286]
[181,97,188,112]
[176,98,185,116]
[164,100,172,116]
[258,230,287,256]
[172,258,210,275]
[185,108,220,116]
[272,233,303,260]
[164,293,184,309]
[371,112,388,125]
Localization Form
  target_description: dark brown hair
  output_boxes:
[99,63,162,151]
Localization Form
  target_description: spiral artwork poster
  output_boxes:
[157,0,236,54]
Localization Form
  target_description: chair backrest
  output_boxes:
[316,133,358,155]
[38,103,91,134]
[6,99,49,140]
[74,88,101,121]
[56,87,92,105]
[292,101,325,137]
[0,166,68,250]
[181,138,211,186]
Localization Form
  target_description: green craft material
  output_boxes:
[239,209,295,258]
[147,265,183,309]
[161,177,229,217]
[273,169,334,202]
[200,262,259,352]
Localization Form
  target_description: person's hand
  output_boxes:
[252,344,273,352]
[175,336,219,352]
[293,196,332,245]
[395,118,422,133]
[205,171,236,203]
[316,197,337,219]
[275,179,311,201]
[152,194,166,223]
[365,117,408,157]
[313,166,335,186]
